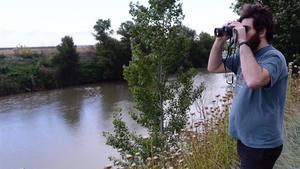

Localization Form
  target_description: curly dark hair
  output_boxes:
[238,3,275,43]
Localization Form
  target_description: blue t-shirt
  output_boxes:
[224,45,288,148]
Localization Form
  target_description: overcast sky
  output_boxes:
[0,0,238,47]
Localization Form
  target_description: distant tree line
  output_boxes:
[2,0,300,97]
[0,18,214,96]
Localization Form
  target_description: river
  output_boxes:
[0,71,229,169]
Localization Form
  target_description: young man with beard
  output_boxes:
[207,3,288,169]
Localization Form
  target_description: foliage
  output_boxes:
[125,0,203,133]
[103,111,140,156]
[293,54,300,67]
[117,21,134,44]
[78,59,103,83]
[13,45,39,58]
[93,19,131,80]
[52,36,80,86]
[0,57,41,95]
[105,90,239,169]
[118,21,134,71]
[231,0,300,63]
[186,32,215,68]
[180,91,238,169]
[104,0,204,166]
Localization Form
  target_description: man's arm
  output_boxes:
[207,38,228,73]
[231,21,270,89]
[239,44,270,89]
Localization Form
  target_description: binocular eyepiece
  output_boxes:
[214,26,249,37]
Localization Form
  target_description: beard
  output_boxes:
[247,33,261,52]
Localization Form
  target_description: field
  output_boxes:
[0,45,96,58]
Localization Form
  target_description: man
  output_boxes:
[207,3,288,169]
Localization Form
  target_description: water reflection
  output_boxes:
[57,88,84,127]
[99,82,132,121]
[194,71,228,105]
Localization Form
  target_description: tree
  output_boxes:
[232,0,300,63]
[93,19,114,45]
[104,0,204,162]
[52,36,79,86]
[117,21,134,44]
[93,19,132,80]
[186,32,215,68]
[125,0,203,134]
[117,21,133,70]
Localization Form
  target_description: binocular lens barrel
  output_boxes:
[214,26,249,37]
[214,26,233,37]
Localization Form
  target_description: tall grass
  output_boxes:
[275,63,300,169]
[105,87,239,169]
[178,87,238,169]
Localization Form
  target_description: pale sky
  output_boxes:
[0,0,238,47]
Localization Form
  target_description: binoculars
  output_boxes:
[214,26,249,37]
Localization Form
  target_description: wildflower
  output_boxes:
[175,152,181,157]
[126,154,133,160]
[153,156,159,161]
[115,161,120,166]
[178,159,184,164]
[104,164,112,169]
[173,132,179,137]
[170,147,176,153]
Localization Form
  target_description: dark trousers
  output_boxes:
[237,140,283,169]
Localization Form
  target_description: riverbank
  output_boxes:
[0,45,126,97]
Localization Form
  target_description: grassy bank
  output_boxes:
[275,65,300,168]
[105,87,239,169]
[0,44,126,97]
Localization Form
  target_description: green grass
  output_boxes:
[275,66,300,169]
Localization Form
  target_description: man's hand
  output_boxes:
[228,21,247,43]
